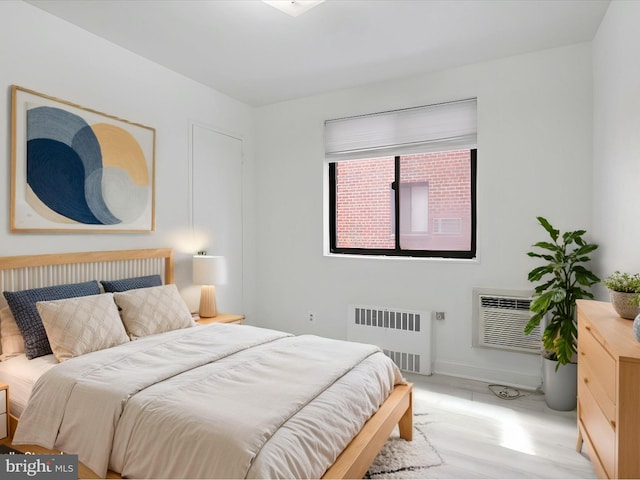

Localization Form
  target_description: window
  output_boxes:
[401,181,429,234]
[329,149,476,258]
[325,98,477,259]
[391,180,429,235]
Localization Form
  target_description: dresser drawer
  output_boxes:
[579,357,616,425]
[578,320,616,405]
[579,380,615,479]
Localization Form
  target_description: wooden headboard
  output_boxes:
[0,248,174,307]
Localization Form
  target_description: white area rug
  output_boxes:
[366,412,441,478]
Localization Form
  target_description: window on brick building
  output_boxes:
[325,98,477,259]
[392,181,429,235]
[329,149,476,258]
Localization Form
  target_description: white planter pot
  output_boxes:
[609,290,640,320]
[542,357,577,411]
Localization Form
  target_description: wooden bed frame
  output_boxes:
[0,248,413,479]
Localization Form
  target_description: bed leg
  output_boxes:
[9,414,18,440]
[398,387,413,441]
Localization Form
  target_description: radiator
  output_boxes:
[347,304,432,375]
[472,288,541,354]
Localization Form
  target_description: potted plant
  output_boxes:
[603,271,640,319]
[524,216,599,410]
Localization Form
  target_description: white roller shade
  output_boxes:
[324,98,477,162]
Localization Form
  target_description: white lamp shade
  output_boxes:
[193,255,227,286]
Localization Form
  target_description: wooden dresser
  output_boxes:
[576,300,640,479]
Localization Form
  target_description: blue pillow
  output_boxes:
[101,275,162,293]
[3,280,101,359]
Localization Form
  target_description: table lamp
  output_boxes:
[193,254,227,318]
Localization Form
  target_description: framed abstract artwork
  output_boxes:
[10,85,156,232]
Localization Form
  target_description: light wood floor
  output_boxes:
[404,372,596,478]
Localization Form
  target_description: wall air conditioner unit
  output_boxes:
[472,288,541,354]
[432,218,461,234]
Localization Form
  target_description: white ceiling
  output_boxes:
[26,0,610,107]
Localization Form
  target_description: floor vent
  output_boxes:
[472,288,541,354]
[348,305,431,375]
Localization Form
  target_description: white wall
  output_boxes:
[592,0,640,289]
[1,0,607,388]
[0,1,256,314]
[254,43,594,388]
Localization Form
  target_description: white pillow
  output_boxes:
[0,306,25,361]
[36,293,129,363]
[113,284,196,339]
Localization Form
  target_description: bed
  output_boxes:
[0,248,413,479]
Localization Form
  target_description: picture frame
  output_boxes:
[10,85,156,232]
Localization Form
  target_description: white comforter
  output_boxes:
[13,324,403,479]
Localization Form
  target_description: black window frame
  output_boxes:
[329,149,477,259]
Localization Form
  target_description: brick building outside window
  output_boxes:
[330,148,476,258]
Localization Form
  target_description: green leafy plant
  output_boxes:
[603,271,640,306]
[524,217,600,366]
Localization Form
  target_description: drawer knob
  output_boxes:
[583,377,589,384]
[611,420,616,429]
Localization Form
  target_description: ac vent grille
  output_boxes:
[480,296,531,311]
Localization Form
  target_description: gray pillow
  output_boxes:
[3,280,101,359]
[101,275,162,293]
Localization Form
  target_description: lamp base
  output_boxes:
[198,285,218,318]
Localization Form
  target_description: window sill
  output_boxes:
[323,251,480,264]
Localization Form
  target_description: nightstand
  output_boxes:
[194,313,244,325]
[0,384,8,440]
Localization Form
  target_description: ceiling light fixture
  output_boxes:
[262,0,326,17]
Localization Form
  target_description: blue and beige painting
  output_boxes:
[26,105,150,225]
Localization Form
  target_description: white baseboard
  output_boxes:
[432,359,542,391]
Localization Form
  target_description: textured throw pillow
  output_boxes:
[101,275,163,293]
[3,281,101,359]
[113,284,196,339]
[0,306,25,361]
[36,293,129,363]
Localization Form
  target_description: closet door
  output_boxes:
[192,124,243,314]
